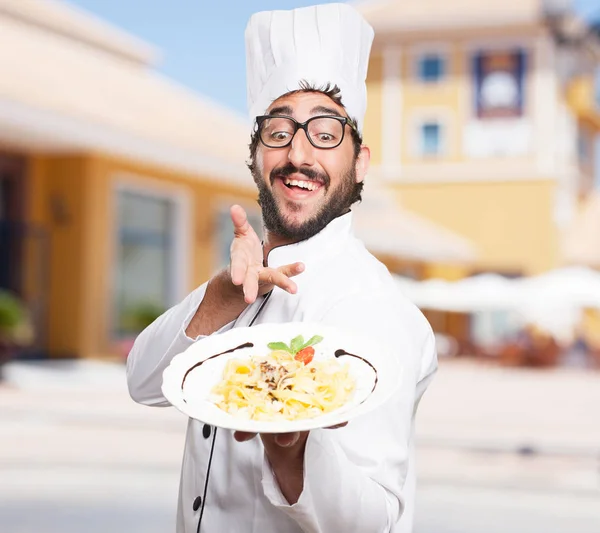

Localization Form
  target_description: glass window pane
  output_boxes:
[421,123,441,155]
[118,191,172,234]
[114,190,174,336]
[419,55,444,82]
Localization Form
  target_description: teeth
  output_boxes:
[283,178,318,191]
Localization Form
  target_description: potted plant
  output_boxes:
[116,301,165,361]
[0,290,34,381]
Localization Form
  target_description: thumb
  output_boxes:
[273,432,301,448]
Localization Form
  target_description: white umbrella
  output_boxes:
[396,267,600,343]
[394,273,521,312]
[516,266,600,309]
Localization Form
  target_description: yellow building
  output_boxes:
[0,0,477,360]
[0,0,262,360]
[358,0,600,277]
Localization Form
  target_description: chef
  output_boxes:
[126,3,437,533]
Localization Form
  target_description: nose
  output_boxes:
[287,128,315,168]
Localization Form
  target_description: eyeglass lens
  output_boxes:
[260,117,344,148]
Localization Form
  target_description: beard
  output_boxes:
[251,161,358,242]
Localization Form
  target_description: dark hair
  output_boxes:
[247,81,364,204]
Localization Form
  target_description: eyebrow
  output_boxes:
[266,104,345,119]
[310,105,343,117]
[268,105,293,116]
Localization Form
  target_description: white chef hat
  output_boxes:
[245,3,374,134]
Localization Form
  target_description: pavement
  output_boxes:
[1,357,599,533]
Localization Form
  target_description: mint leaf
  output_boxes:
[302,335,323,349]
[268,342,292,353]
[290,335,305,353]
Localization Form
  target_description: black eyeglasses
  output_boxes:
[255,115,357,150]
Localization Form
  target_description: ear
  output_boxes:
[354,145,371,184]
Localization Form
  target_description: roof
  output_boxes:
[562,190,600,268]
[353,0,571,34]
[0,0,254,188]
[353,185,478,264]
[0,0,158,65]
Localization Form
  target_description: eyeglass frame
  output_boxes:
[254,114,358,150]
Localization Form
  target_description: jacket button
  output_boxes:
[202,424,211,439]
[192,496,202,511]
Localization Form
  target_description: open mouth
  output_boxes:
[279,177,322,192]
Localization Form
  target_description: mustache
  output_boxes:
[270,163,330,189]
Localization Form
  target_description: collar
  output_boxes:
[264,211,354,269]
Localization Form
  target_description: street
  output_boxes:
[1,358,599,533]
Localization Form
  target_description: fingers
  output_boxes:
[277,262,305,280]
[259,268,299,295]
[243,265,260,304]
[230,205,250,237]
[255,262,304,294]
[272,432,301,448]
[230,247,248,287]
[232,258,306,303]
[234,431,257,442]
[235,432,301,448]
[325,422,348,430]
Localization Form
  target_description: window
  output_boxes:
[418,54,445,83]
[472,49,526,119]
[215,206,263,270]
[420,122,442,156]
[114,190,176,336]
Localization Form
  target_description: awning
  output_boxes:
[353,186,478,264]
[0,0,253,187]
[355,0,545,33]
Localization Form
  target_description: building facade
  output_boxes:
[358,0,600,277]
[0,0,261,359]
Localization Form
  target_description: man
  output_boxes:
[126,4,437,532]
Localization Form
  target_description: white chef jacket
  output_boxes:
[126,212,437,533]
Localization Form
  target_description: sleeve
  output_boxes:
[125,282,235,407]
[260,290,438,533]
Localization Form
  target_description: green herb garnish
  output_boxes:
[267,334,324,355]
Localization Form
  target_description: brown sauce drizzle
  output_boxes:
[181,342,254,390]
[334,349,378,393]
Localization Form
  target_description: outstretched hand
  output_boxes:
[229,205,304,304]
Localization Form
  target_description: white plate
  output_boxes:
[161,322,402,433]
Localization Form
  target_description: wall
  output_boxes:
[363,54,383,165]
[363,24,563,276]
[393,180,559,275]
[29,155,89,358]
[28,152,257,359]
[399,41,465,164]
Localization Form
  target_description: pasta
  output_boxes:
[209,336,356,421]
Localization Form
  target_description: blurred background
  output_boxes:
[1,0,600,531]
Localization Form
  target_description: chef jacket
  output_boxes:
[126,211,438,533]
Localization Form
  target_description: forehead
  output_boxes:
[266,91,347,119]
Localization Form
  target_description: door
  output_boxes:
[0,153,27,294]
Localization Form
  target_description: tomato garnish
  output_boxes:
[294,346,314,365]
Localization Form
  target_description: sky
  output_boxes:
[66,0,600,117]
[68,0,344,117]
